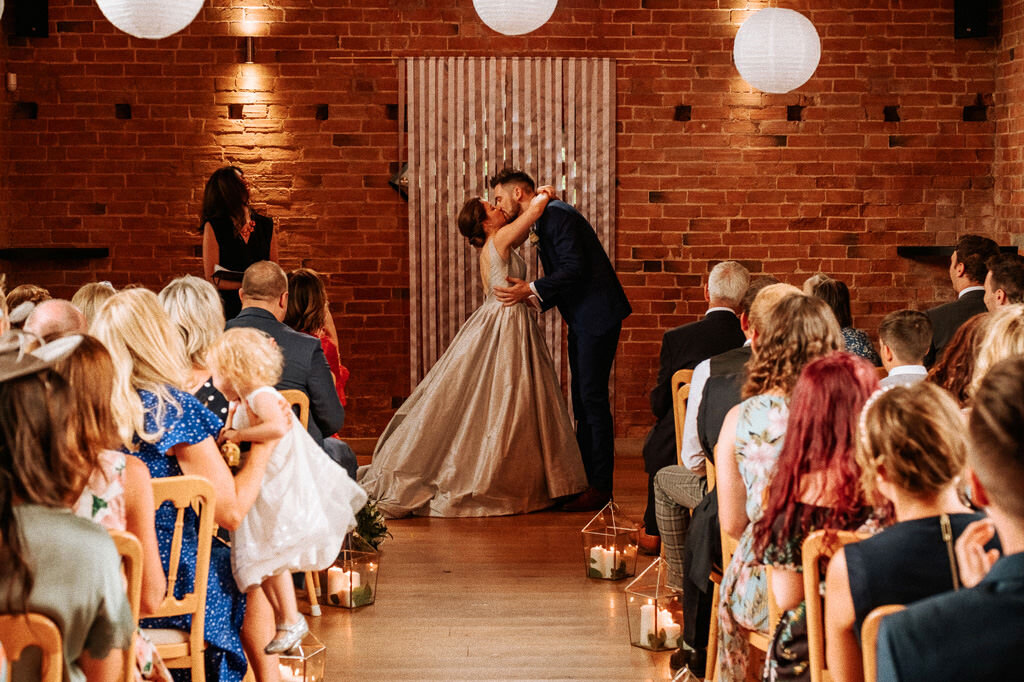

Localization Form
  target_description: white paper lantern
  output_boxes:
[96,0,205,40]
[472,0,557,36]
[733,8,821,94]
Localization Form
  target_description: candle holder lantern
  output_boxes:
[277,632,326,681]
[580,500,639,580]
[624,557,683,651]
[319,547,380,609]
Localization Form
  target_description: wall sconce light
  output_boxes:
[242,36,256,64]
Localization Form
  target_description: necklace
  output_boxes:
[238,218,255,242]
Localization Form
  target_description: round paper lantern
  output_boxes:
[733,8,821,94]
[472,0,557,36]
[96,0,205,40]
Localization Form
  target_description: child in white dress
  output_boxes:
[207,327,367,654]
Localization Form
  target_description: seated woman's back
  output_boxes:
[826,382,985,682]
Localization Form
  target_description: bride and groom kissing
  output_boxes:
[358,168,632,519]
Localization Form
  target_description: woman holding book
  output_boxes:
[199,166,278,320]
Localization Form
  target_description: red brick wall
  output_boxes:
[996,0,1024,236]
[0,0,1010,439]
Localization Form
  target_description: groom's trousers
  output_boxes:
[568,322,622,494]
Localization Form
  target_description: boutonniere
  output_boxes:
[529,225,539,245]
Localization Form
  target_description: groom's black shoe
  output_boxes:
[560,486,610,512]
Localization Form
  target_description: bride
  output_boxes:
[357,186,587,518]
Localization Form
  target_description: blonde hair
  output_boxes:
[802,273,831,296]
[90,288,191,449]
[971,304,1024,398]
[206,328,283,397]
[856,383,967,502]
[71,282,116,325]
[743,292,842,399]
[159,275,225,370]
[747,283,801,336]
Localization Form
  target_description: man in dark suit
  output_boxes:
[227,261,357,478]
[637,261,749,553]
[925,234,998,365]
[876,356,1024,681]
[492,169,632,511]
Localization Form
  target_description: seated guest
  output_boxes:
[809,277,881,365]
[926,312,987,407]
[877,310,932,388]
[825,382,993,682]
[0,332,133,682]
[60,335,171,681]
[228,261,357,478]
[285,267,350,408]
[640,260,749,554]
[714,292,842,681]
[970,304,1024,400]
[875,357,1024,681]
[159,275,231,423]
[983,252,1024,311]
[92,288,279,682]
[5,284,50,330]
[753,352,877,681]
[71,281,116,326]
[925,234,999,365]
[24,299,88,340]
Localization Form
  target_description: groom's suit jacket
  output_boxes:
[533,200,631,335]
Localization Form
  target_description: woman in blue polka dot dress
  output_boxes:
[94,288,278,681]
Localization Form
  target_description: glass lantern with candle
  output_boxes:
[624,557,683,651]
[580,501,639,580]
[320,547,380,609]
[278,632,326,682]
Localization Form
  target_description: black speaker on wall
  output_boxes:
[955,0,989,39]
[14,0,49,38]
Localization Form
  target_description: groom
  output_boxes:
[492,169,632,512]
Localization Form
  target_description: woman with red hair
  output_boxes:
[751,352,879,680]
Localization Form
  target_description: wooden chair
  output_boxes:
[278,389,321,616]
[705,456,721,678]
[109,529,143,682]
[861,604,905,682]
[0,613,63,682]
[146,475,216,682]
[671,368,694,466]
[802,529,872,682]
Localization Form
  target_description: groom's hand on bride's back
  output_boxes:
[495,277,532,306]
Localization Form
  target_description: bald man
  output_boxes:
[24,299,88,339]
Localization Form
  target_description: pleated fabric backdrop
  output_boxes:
[404,57,617,390]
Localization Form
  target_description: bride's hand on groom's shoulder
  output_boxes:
[537,184,558,199]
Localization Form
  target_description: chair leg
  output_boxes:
[305,572,321,617]
[706,581,721,682]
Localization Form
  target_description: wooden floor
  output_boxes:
[306,446,677,681]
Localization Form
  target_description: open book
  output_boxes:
[213,264,244,283]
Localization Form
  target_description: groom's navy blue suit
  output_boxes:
[532,199,631,494]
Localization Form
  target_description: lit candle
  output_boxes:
[278,664,303,682]
[589,545,613,577]
[639,601,656,646]
[327,567,361,607]
[658,607,681,648]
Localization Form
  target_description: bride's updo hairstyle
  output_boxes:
[457,197,488,249]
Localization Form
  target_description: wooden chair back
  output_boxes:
[861,604,906,682]
[704,455,720,678]
[279,389,310,430]
[146,475,215,681]
[0,613,63,682]
[802,529,872,682]
[109,529,143,682]
[671,369,694,465]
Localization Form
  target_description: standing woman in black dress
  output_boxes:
[200,166,278,320]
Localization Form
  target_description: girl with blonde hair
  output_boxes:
[970,303,1024,398]
[824,382,994,682]
[71,281,116,325]
[207,327,366,654]
[714,290,842,681]
[91,288,278,682]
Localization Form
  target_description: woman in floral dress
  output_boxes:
[715,288,842,681]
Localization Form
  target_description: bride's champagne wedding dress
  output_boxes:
[358,239,587,518]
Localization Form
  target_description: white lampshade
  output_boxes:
[733,8,821,94]
[96,0,205,40]
[472,0,557,36]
